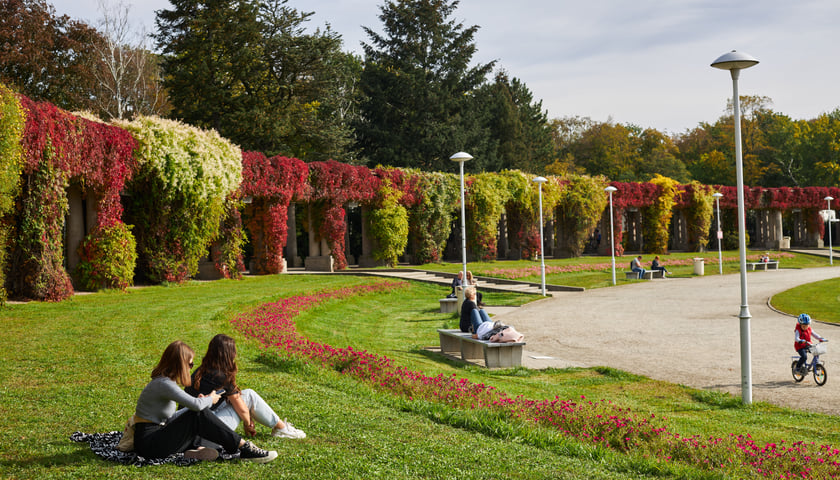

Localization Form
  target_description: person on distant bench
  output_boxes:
[651,255,669,277]
[460,287,490,335]
[465,271,484,306]
[630,255,646,279]
[448,271,463,298]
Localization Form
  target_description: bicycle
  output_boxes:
[791,341,828,386]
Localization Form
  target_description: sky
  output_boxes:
[50,0,840,135]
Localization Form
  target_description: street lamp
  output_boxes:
[533,176,548,295]
[605,185,618,285]
[450,152,472,284]
[713,192,723,274]
[826,196,834,265]
[712,49,759,405]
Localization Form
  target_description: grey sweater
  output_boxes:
[135,376,213,424]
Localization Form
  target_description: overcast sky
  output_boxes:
[51,0,840,134]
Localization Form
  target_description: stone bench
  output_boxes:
[747,261,779,271]
[437,329,525,368]
[624,270,663,280]
[439,297,458,313]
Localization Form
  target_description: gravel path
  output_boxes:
[493,266,840,416]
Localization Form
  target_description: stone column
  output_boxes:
[65,185,85,276]
[305,204,334,272]
[497,213,508,260]
[285,203,299,268]
[358,205,384,267]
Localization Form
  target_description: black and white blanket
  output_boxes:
[70,431,238,466]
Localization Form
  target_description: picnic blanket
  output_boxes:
[70,431,237,466]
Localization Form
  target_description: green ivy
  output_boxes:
[642,175,679,254]
[118,116,242,282]
[467,173,511,260]
[556,174,608,257]
[369,180,408,267]
[684,181,714,251]
[407,170,458,264]
[75,222,137,291]
[0,84,24,304]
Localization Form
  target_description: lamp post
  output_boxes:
[712,50,759,405]
[450,152,472,284]
[826,196,834,265]
[533,176,548,296]
[713,192,723,275]
[605,186,618,285]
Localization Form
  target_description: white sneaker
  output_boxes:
[184,446,219,461]
[272,420,306,439]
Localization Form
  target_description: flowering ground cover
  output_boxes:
[233,281,839,479]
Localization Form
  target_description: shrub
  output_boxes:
[75,222,137,291]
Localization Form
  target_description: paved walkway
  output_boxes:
[491,265,840,416]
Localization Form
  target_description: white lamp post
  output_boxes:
[451,152,472,283]
[533,176,548,295]
[826,196,834,265]
[605,186,618,285]
[712,49,759,405]
[713,192,723,275]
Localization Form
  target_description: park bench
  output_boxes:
[439,297,458,313]
[746,261,780,271]
[624,270,663,280]
[437,329,525,368]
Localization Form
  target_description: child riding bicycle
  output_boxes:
[794,313,827,373]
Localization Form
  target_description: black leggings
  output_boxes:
[134,409,241,458]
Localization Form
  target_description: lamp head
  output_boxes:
[825,196,834,202]
[712,192,723,198]
[533,176,547,184]
[449,152,473,163]
[604,186,617,193]
[711,50,759,71]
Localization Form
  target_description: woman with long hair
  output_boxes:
[133,340,278,462]
[187,334,305,439]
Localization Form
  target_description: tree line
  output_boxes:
[1,0,838,186]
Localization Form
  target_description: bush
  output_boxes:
[75,222,137,291]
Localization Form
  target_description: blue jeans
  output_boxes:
[796,348,808,370]
[470,308,491,333]
[211,389,281,431]
[632,267,645,279]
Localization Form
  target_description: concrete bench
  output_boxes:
[437,329,525,368]
[747,261,779,271]
[439,297,458,313]
[624,270,663,280]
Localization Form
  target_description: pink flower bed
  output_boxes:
[486,253,797,280]
[232,280,838,478]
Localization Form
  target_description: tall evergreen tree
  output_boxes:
[356,0,495,172]
[476,70,555,172]
[155,0,355,160]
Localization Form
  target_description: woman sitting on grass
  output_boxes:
[186,334,306,439]
[132,340,277,463]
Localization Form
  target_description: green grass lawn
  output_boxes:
[1,272,839,479]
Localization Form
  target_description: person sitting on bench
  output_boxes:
[630,255,646,279]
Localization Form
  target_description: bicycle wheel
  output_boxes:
[792,361,805,382]
[814,363,827,386]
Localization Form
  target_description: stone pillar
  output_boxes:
[305,204,334,271]
[497,213,508,260]
[358,205,384,267]
[65,185,85,275]
[626,208,642,252]
[285,203,299,268]
[769,209,783,249]
[670,210,688,251]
